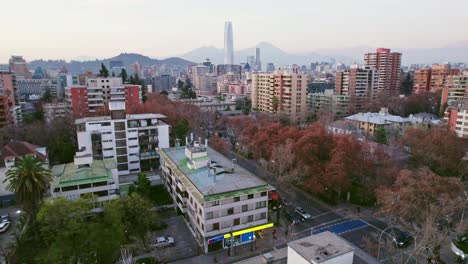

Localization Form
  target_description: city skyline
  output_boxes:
[1,0,468,62]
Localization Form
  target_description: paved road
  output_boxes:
[225,151,416,263]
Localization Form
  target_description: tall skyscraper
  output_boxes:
[364,48,401,96]
[224,21,234,65]
[255,48,262,71]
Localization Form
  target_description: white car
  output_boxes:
[295,207,311,220]
[0,222,10,233]
[151,236,175,248]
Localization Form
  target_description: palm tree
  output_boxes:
[4,156,53,217]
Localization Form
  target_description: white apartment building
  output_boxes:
[446,99,468,138]
[50,155,119,203]
[160,140,275,253]
[75,101,170,176]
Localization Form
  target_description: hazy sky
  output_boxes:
[1,0,467,62]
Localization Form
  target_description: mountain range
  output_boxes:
[28,53,194,75]
[177,41,468,66]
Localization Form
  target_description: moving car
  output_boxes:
[295,207,311,220]
[287,212,301,224]
[0,214,10,223]
[393,231,413,247]
[150,236,175,248]
[0,222,10,233]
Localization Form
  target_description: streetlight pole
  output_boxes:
[378,225,393,260]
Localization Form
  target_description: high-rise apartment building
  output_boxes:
[364,48,402,96]
[413,64,460,93]
[9,56,32,79]
[224,22,234,65]
[160,140,274,253]
[65,77,142,117]
[441,71,468,108]
[413,68,432,93]
[192,65,209,89]
[251,69,308,120]
[445,99,468,138]
[335,66,377,111]
[75,101,170,175]
[0,71,21,127]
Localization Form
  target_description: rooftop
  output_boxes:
[160,146,272,201]
[345,109,409,125]
[52,159,116,187]
[0,141,47,167]
[288,231,354,263]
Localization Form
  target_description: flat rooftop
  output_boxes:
[52,159,116,187]
[288,231,354,263]
[160,147,272,201]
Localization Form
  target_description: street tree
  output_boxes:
[4,156,53,218]
[119,68,128,83]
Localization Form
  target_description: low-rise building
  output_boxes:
[287,231,354,264]
[0,141,48,205]
[160,140,274,253]
[345,107,410,137]
[51,155,119,203]
[75,101,170,176]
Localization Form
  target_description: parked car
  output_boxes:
[150,236,175,248]
[392,231,413,247]
[0,214,10,223]
[0,222,10,233]
[287,212,301,224]
[295,207,311,220]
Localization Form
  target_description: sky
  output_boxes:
[1,0,468,62]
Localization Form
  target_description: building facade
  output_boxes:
[224,22,234,65]
[51,157,119,203]
[9,56,32,79]
[0,71,21,127]
[65,77,142,117]
[413,68,432,93]
[75,102,169,176]
[445,99,468,138]
[335,66,376,110]
[441,71,468,109]
[43,102,67,123]
[252,69,308,120]
[344,107,410,137]
[364,48,402,96]
[160,140,274,253]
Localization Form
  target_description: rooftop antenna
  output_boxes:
[231,159,237,173]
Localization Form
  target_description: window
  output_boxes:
[206,212,213,220]
[247,215,254,222]
[234,218,240,225]
[242,205,248,212]
[256,201,266,209]
[227,208,234,215]
[212,200,219,206]
[259,212,267,220]
[248,194,254,199]
[213,223,219,231]
[234,196,240,202]
[261,192,267,197]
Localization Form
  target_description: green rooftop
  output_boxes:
[52,159,116,187]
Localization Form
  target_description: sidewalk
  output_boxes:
[170,226,288,264]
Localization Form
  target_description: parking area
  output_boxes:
[0,207,22,249]
[136,214,200,263]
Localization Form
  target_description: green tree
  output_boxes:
[272,96,279,114]
[35,197,125,263]
[136,173,151,198]
[171,118,189,146]
[177,79,184,90]
[119,68,128,83]
[179,79,196,99]
[106,194,159,246]
[400,72,413,96]
[4,156,53,218]
[99,63,109,77]
[375,128,387,145]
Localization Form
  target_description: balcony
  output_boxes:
[139,151,159,160]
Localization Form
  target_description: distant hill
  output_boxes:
[29,53,195,74]
[178,42,328,68]
[179,42,468,66]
